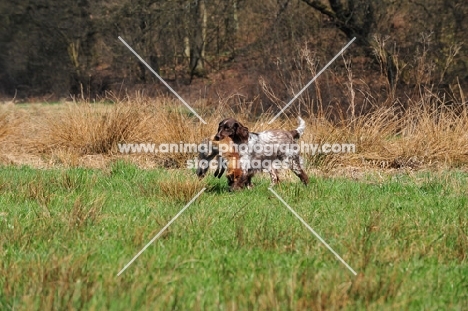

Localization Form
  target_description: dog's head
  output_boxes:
[214,118,249,144]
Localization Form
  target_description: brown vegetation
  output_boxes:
[0,84,467,175]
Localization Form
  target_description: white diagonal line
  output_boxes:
[117,187,206,276]
[268,37,356,124]
[268,187,357,276]
[118,36,207,124]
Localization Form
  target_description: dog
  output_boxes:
[214,117,309,189]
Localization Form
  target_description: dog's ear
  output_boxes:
[234,122,249,144]
[219,119,228,125]
[218,119,229,128]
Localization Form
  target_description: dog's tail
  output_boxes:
[290,117,306,139]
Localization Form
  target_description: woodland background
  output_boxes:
[1,0,467,116]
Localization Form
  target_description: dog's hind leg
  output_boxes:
[290,156,309,185]
[269,169,280,185]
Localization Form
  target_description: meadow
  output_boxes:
[0,163,467,310]
[0,96,467,310]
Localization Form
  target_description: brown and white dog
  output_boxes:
[213,117,309,189]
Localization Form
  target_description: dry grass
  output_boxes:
[305,103,468,169]
[1,89,467,173]
[28,102,154,154]
[139,170,205,203]
[0,103,22,143]
[0,110,10,142]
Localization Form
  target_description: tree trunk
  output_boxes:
[232,0,239,33]
[189,0,207,80]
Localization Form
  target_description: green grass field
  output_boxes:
[1,162,467,310]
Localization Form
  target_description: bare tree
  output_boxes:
[299,0,400,88]
[188,0,208,79]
